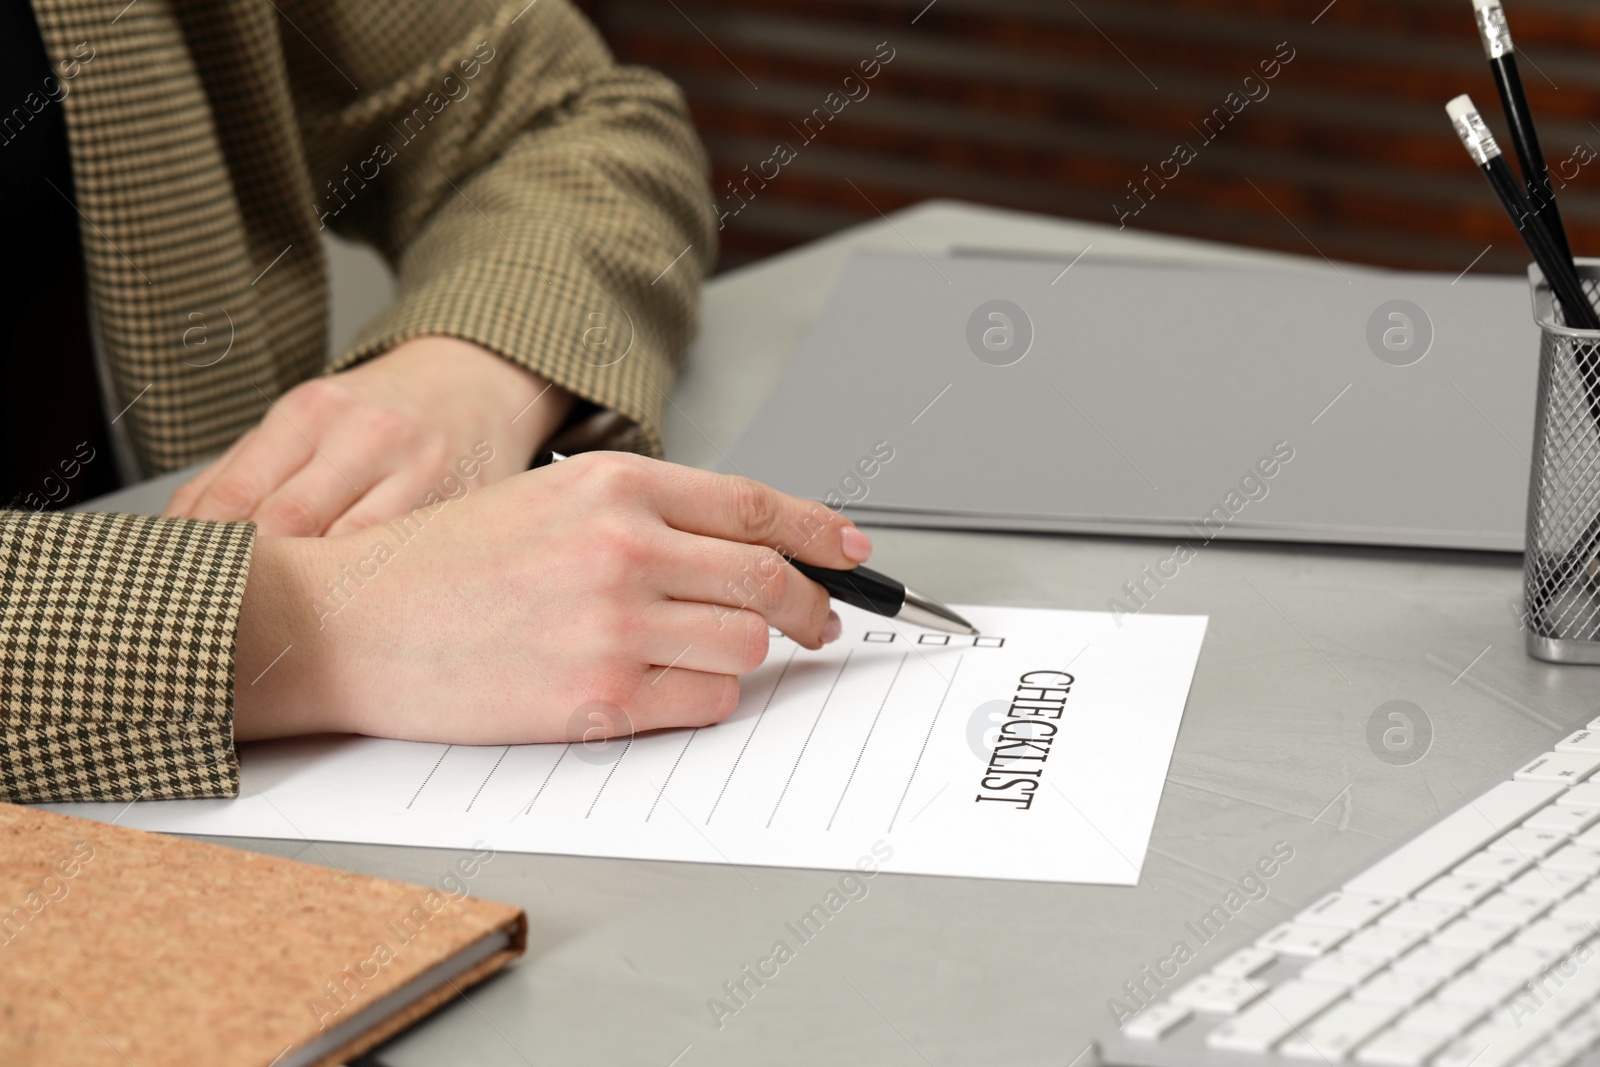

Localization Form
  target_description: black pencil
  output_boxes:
[1447,95,1599,331]
[1472,0,1574,263]
[1451,93,1600,608]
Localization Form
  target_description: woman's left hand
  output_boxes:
[165,335,571,535]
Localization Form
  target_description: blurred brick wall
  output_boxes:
[574,0,1600,274]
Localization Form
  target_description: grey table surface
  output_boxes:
[86,201,1594,1067]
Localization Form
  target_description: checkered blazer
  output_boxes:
[2,0,715,802]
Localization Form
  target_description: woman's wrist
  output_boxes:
[364,335,575,467]
[233,534,349,740]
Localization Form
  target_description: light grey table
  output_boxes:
[90,201,1594,1067]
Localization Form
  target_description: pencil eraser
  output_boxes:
[1472,0,1512,59]
[1445,95,1478,123]
[1447,94,1500,164]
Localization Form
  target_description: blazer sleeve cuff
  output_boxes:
[329,220,685,458]
[0,511,253,803]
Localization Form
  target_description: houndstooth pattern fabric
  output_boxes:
[0,512,254,802]
[3,0,715,802]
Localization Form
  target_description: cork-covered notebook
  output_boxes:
[0,802,527,1066]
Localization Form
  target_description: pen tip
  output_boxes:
[939,609,978,635]
[898,588,977,635]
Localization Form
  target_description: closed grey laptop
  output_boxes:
[724,250,1540,552]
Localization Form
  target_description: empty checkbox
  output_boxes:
[865,631,896,643]
[918,633,951,645]
[973,636,1005,648]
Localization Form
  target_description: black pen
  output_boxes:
[533,451,978,634]
[788,560,977,635]
[1472,0,1573,262]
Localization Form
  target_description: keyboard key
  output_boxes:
[1301,951,1389,988]
[1298,891,1398,930]
[1345,782,1564,898]
[1542,1006,1600,1058]
[1392,942,1482,979]
[1516,751,1600,785]
[1170,974,1261,1014]
[1394,998,1485,1035]
[1488,828,1568,858]
[1515,917,1596,952]
[1454,852,1531,883]
[1417,875,1497,906]
[1280,1000,1401,1061]
[1575,825,1600,849]
[1434,968,1527,1009]
[1355,1025,1453,1067]
[1477,942,1565,976]
[1503,867,1588,902]
[1211,945,1275,980]
[1205,980,1345,1053]
[1437,995,1589,1067]
[1518,1041,1582,1067]
[1552,894,1600,923]
[1525,806,1600,835]
[1379,898,1462,932]
[1435,1033,1538,1067]
[1557,728,1600,753]
[1122,1000,1189,1040]
[1557,781,1600,807]
[1472,890,1552,924]
[1433,917,1516,951]
[1542,844,1600,876]
[1555,895,1600,927]
[1339,925,1426,961]
[1257,921,1349,958]
[1351,969,1441,1007]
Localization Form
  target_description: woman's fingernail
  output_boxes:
[840,526,873,563]
[821,610,842,644]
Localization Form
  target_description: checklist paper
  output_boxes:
[54,605,1207,885]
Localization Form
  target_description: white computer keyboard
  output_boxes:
[1098,722,1600,1067]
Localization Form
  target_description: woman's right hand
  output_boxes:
[232,451,873,745]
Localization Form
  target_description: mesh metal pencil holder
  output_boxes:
[1524,259,1600,663]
